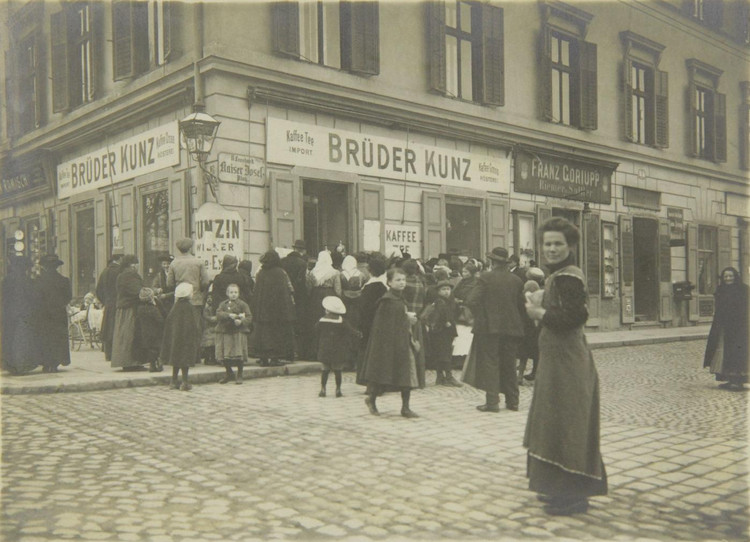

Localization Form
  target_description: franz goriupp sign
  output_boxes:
[514,149,614,204]
[57,122,180,199]
[266,118,510,193]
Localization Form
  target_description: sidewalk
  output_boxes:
[1,324,711,395]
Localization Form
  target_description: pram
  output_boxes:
[67,293,103,351]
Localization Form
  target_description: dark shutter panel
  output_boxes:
[585,212,601,296]
[714,92,727,162]
[540,30,552,121]
[34,31,46,127]
[704,0,723,28]
[163,0,173,62]
[687,81,697,157]
[579,40,597,130]
[658,219,672,322]
[427,0,446,94]
[345,1,379,76]
[479,4,504,106]
[741,104,750,170]
[654,70,669,148]
[623,60,634,141]
[272,1,300,59]
[113,0,134,80]
[90,2,103,99]
[4,50,17,137]
[50,10,69,113]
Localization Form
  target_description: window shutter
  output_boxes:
[34,31,46,128]
[584,212,601,326]
[90,2,103,98]
[358,183,385,253]
[342,1,379,76]
[686,223,699,321]
[654,70,669,148]
[422,191,445,259]
[704,0,723,28]
[272,1,300,59]
[427,0,446,95]
[170,175,188,245]
[269,172,301,249]
[486,197,508,252]
[479,4,504,106]
[163,0,173,62]
[579,40,597,130]
[687,81,697,157]
[714,91,727,162]
[50,10,69,113]
[536,204,552,265]
[623,60,634,142]
[539,30,552,121]
[94,193,109,276]
[742,104,750,170]
[658,219,672,322]
[55,204,71,279]
[4,50,16,137]
[619,215,635,324]
[113,0,135,80]
[717,226,731,272]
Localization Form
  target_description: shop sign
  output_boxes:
[267,118,510,193]
[667,207,684,239]
[0,165,47,202]
[194,202,244,278]
[726,193,749,217]
[385,224,421,259]
[514,149,613,204]
[217,153,265,184]
[57,122,180,199]
[624,186,660,210]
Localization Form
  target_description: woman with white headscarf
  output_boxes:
[306,250,342,360]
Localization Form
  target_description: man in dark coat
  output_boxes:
[37,254,72,372]
[2,256,39,374]
[95,251,123,360]
[281,239,310,359]
[508,254,528,282]
[211,255,252,309]
[465,247,526,412]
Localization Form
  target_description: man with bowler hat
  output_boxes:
[37,254,72,372]
[282,239,311,358]
[465,247,525,411]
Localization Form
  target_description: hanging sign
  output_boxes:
[57,122,180,199]
[194,202,244,278]
[514,148,614,204]
[217,153,266,184]
[385,224,421,259]
[267,118,510,193]
[667,208,684,240]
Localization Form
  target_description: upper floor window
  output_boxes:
[540,2,597,130]
[621,31,668,148]
[273,1,379,76]
[51,2,101,113]
[686,59,725,162]
[113,0,175,81]
[17,34,44,134]
[427,0,504,106]
[685,0,723,29]
[6,4,45,136]
[741,82,750,170]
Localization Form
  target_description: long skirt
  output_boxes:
[101,304,117,360]
[215,332,248,362]
[249,321,295,361]
[111,307,140,368]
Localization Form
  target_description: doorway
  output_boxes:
[303,180,351,257]
[74,203,96,297]
[446,198,481,258]
[633,217,659,322]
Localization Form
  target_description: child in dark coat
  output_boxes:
[216,284,252,384]
[161,282,201,391]
[422,280,461,386]
[201,292,218,365]
[133,287,165,373]
[316,296,361,397]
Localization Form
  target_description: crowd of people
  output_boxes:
[3,216,748,516]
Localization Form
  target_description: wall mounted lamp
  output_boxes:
[179,105,221,200]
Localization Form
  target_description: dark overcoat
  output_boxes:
[160,298,201,368]
[249,264,296,360]
[211,269,252,309]
[704,281,749,381]
[37,268,72,368]
[423,296,458,370]
[316,318,361,370]
[466,267,525,337]
[361,290,417,390]
[355,281,387,384]
[2,269,40,373]
[134,301,166,364]
[96,262,121,360]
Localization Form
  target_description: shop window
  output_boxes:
[74,203,96,297]
[697,225,717,295]
[142,190,170,282]
[273,1,380,76]
[687,59,726,162]
[6,5,45,136]
[512,212,536,267]
[428,0,504,106]
[540,2,596,129]
[602,222,616,298]
[51,2,102,112]
[113,0,175,81]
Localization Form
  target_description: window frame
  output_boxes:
[7,4,45,136]
[686,58,726,162]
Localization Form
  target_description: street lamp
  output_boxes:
[179,105,221,199]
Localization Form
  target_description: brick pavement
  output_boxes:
[1,340,747,541]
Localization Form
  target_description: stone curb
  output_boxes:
[588,333,709,350]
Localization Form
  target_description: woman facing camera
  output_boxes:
[523,217,607,516]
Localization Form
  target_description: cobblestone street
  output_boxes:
[2,341,747,541]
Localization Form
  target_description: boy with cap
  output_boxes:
[315,296,361,398]
[422,280,462,386]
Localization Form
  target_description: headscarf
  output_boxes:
[310,250,338,286]
[260,250,281,268]
[222,254,238,271]
[341,255,360,280]
[175,282,193,299]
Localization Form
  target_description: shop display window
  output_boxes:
[602,222,616,298]
[513,212,536,267]
[143,190,170,280]
[697,225,717,295]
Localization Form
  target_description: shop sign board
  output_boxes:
[667,207,684,239]
[385,224,421,259]
[217,153,265,184]
[267,118,510,193]
[194,202,244,278]
[57,122,180,199]
[514,149,613,204]
[0,165,48,202]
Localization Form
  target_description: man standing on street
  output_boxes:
[167,238,210,327]
[282,240,310,359]
[95,250,123,361]
[508,254,528,283]
[465,247,526,412]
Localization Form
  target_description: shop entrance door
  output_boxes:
[633,217,659,322]
[446,198,481,258]
[74,203,96,297]
[303,180,351,256]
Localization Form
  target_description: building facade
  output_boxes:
[2,0,749,330]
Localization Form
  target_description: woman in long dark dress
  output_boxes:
[37,254,72,372]
[1,256,40,374]
[704,267,749,390]
[111,255,145,370]
[524,217,607,516]
[355,254,388,385]
[249,250,296,366]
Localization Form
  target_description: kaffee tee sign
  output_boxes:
[267,118,510,193]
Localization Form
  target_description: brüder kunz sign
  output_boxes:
[57,122,180,199]
[266,118,510,193]
[514,149,613,204]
